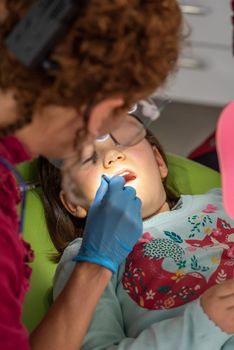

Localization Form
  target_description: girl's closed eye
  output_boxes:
[82,150,98,166]
[90,150,98,165]
[80,142,99,166]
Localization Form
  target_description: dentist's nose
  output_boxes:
[104,149,125,168]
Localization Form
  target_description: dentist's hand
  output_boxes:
[73,175,142,273]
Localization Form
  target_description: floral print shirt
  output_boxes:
[54,188,234,350]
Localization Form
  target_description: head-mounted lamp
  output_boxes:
[5,0,79,68]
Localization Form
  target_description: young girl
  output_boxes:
[39,112,234,350]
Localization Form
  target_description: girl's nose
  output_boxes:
[104,149,125,168]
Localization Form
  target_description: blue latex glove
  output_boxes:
[73,175,142,273]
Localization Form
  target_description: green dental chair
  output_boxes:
[18,154,221,333]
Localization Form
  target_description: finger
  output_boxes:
[134,196,142,210]
[108,175,126,192]
[94,176,109,203]
[219,294,234,308]
[123,185,137,198]
[216,279,234,297]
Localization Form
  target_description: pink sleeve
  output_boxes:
[0,136,31,165]
[0,135,32,232]
[0,136,31,349]
[0,213,30,350]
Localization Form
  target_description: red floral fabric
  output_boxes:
[122,215,234,311]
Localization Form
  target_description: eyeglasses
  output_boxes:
[60,94,170,168]
[58,94,171,205]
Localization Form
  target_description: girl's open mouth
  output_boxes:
[114,169,137,183]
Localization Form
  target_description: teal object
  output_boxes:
[17,155,220,333]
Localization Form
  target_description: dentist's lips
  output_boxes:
[114,169,137,183]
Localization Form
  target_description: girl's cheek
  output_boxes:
[126,149,145,161]
[88,170,103,195]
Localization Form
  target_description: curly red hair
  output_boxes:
[0,0,182,134]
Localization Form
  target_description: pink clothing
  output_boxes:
[0,136,32,350]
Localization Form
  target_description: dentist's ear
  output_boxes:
[152,146,168,179]
[59,191,87,218]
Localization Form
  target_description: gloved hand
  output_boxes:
[73,175,142,273]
